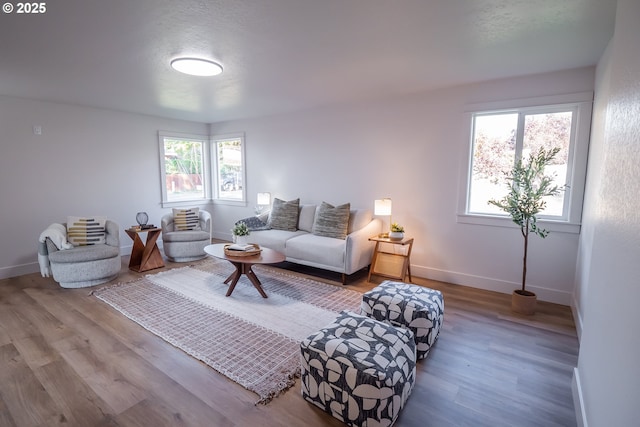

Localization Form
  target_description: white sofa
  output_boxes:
[238,203,381,283]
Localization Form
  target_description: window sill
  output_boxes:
[213,199,247,207]
[456,213,581,234]
[161,199,210,209]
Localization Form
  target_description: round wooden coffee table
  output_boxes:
[204,244,285,298]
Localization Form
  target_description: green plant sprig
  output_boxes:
[231,222,250,236]
[391,223,404,233]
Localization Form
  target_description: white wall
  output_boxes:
[212,67,595,304]
[0,96,208,279]
[573,0,640,425]
[572,41,613,340]
[1,68,595,306]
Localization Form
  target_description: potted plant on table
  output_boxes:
[389,223,405,240]
[489,147,564,315]
[231,222,250,245]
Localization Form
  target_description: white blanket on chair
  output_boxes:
[38,224,73,277]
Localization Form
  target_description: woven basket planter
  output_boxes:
[511,290,537,315]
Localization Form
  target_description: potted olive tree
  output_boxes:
[489,147,563,315]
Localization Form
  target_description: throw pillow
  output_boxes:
[237,216,269,231]
[267,198,300,231]
[312,202,351,239]
[173,208,201,231]
[67,216,107,246]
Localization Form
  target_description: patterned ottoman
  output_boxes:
[300,311,416,427]
[361,280,444,359]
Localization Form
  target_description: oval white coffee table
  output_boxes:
[204,244,285,298]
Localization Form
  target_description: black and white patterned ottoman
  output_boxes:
[300,311,416,427]
[361,280,444,359]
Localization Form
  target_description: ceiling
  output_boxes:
[0,0,616,123]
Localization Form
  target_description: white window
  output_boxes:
[212,134,246,203]
[158,133,208,206]
[458,93,592,232]
[158,132,247,207]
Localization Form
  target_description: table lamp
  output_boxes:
[374,198,392,237]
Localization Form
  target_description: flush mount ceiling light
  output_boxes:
[170,57,223,76]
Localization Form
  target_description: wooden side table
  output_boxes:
[368,235,414,283]
[125,227,165,272]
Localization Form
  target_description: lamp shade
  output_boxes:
[374,198,392,216]
[257,192,271,206]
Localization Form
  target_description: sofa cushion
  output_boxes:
[162,230,210,242]
[248,229,307,254]
[67,216,106,246]
[298,204,317,232]
[268,198,300,231]
[285,234,346,269]
[312,202,350,239]
[173,208,201,231]
[49,244,120,263]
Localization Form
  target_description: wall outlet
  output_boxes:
[33,125,42,135]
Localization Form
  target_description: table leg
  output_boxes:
[368,241,381,282]
[224,267,240,285]
[223,262,268,298]
[225,262,242,296]
[245,265,268,298]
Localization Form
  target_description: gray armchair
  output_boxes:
[40,220,121,288]
[161,209,211,262]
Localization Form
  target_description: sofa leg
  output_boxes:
[341,273,347,285]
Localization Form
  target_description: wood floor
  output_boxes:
[0,257,579,427]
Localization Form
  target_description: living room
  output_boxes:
[1,1,638,426]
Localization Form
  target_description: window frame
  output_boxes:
[158,131,210,208]
[211,132,247,206]
[158,131,248,208]
[457,92,593,234]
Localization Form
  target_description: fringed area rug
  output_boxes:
[93,258,362,403]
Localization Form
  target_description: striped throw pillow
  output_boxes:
[173,208,201,231]
[312,202,351,239]
[267,198,300,231]
[67,216,107,246]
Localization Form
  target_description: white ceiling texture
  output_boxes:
[0,0,616,123]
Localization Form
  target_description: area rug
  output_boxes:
[93,258,362,403]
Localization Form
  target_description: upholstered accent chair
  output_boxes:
[161,209,212,262]
[39,219,121,288]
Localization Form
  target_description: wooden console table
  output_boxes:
[368,235,414,283]
[125,227,164,272]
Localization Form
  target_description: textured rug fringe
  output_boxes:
[255,370,301,405]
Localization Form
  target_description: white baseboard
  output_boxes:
[0,262,40,280]
[411,265,573,305]
[1,249,571,307]
[572,368,588,427]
